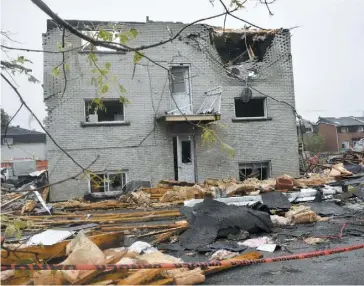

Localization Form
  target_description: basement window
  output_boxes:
[234,98,266,118]
[89,172,127,193]
[239,161,270,181]
[85,99,124,123]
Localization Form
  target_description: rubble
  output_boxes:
[1,164,363,285]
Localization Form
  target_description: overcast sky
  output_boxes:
[1,0,364,130]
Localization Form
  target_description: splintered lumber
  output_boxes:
[137,226,188,238]
[117,269,162,285]
[1,193,25,208]
[150,277,174,285]
[141,187,173,195]
[91,271,130,285]
[100,221,187,232]
[203,251,263,275]
[52,200,130,210]
[1,231,124,264]
[41,186,50,201]
[152,226,188,245]
[72,250,128,285]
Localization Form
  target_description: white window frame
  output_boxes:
[234,97,267,120]
[341,127,348,133]
[84,98,126,123]
[169,64,193,113]
[88,171,128,193]
[238,161,271,181]
[358,126,364,132]
[341,141,350,149]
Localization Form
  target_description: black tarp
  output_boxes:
[179,199,273,250]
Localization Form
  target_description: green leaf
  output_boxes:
[17,56,25,64]
[105,62,111,69]
[120,96,131,105]
[133,52,144,64]
[87,52,98,64]
[99,84,109,94]
[64,63,70,71]
[98,29,114,42]
[129,28,138,38]
[118,84,126,94]
[119,33,129,44]
[112,75,118,82]
[4,225,16,237]
[51,67,60,77]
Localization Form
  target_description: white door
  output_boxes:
[170,66,192,115]
[177,135,195,182]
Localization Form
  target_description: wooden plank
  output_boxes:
[149,277,174,285]
[72,251,127,285]
[1,231,124,264]
[204,251,263,275]
[41,186,50,201]
[152,226,187,245]
[117,269,162,285]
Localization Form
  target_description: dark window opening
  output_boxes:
[85,100,124,122]
[109,173,126,192]
[181,140,192,163]
[234,98,265,118]
[239,162,270,181]
[173,137,178,180]
[90,172,127,193]
[90,173,106,193]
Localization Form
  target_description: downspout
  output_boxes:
[336,126,339,152]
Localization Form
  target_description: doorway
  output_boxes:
[173,135,195,182]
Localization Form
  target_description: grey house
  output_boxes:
[43,19,299,201]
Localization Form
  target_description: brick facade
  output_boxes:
[318,123,339,152]
[43,21,299,201]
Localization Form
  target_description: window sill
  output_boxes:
[232,117,272,122]
[80,121,131,127]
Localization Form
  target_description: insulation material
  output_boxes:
[160,185,209,203]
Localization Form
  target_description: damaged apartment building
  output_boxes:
[43,19,299,201]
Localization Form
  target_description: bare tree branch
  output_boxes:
[218,0,267,29]
[1,60,32,73]
[30,0,238,53]
[1,44,83,54]
[1,72,88,171]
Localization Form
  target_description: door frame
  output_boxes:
[172,134,197,182]
[169,63,193,114]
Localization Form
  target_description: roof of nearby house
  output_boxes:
[317,117,364,126]
[1,126,46,144]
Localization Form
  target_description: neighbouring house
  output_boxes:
[43,19,299,201]
[297,118,317,135]
[317,117,364,151]
[1,126,47,162]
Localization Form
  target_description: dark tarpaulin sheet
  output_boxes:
[179,199,273,250]
[261,192,291,209]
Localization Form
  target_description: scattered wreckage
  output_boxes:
[1,157,364,285]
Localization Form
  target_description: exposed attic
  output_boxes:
[211,29,279,65]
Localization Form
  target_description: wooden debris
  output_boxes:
[21,200,37,214]
[117,269,162,285]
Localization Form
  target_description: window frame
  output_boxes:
[238,161,271,181]
[358,126,364,132]
[341,127,348,133]
[88,171,128,193]
[341,141,350,149]
[84,98,126,123]
[233,97,267,120]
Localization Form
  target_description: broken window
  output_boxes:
[234,98,266,118]
[181,140,192,163]
[89,172,127,193]
[85,99,124,122]
[341,127,348,133]
[358,126,364,132]
[170,67,189,94]
[341,142,350,149]
[239,162,270,181]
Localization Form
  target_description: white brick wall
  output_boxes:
[43,21,299,201]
